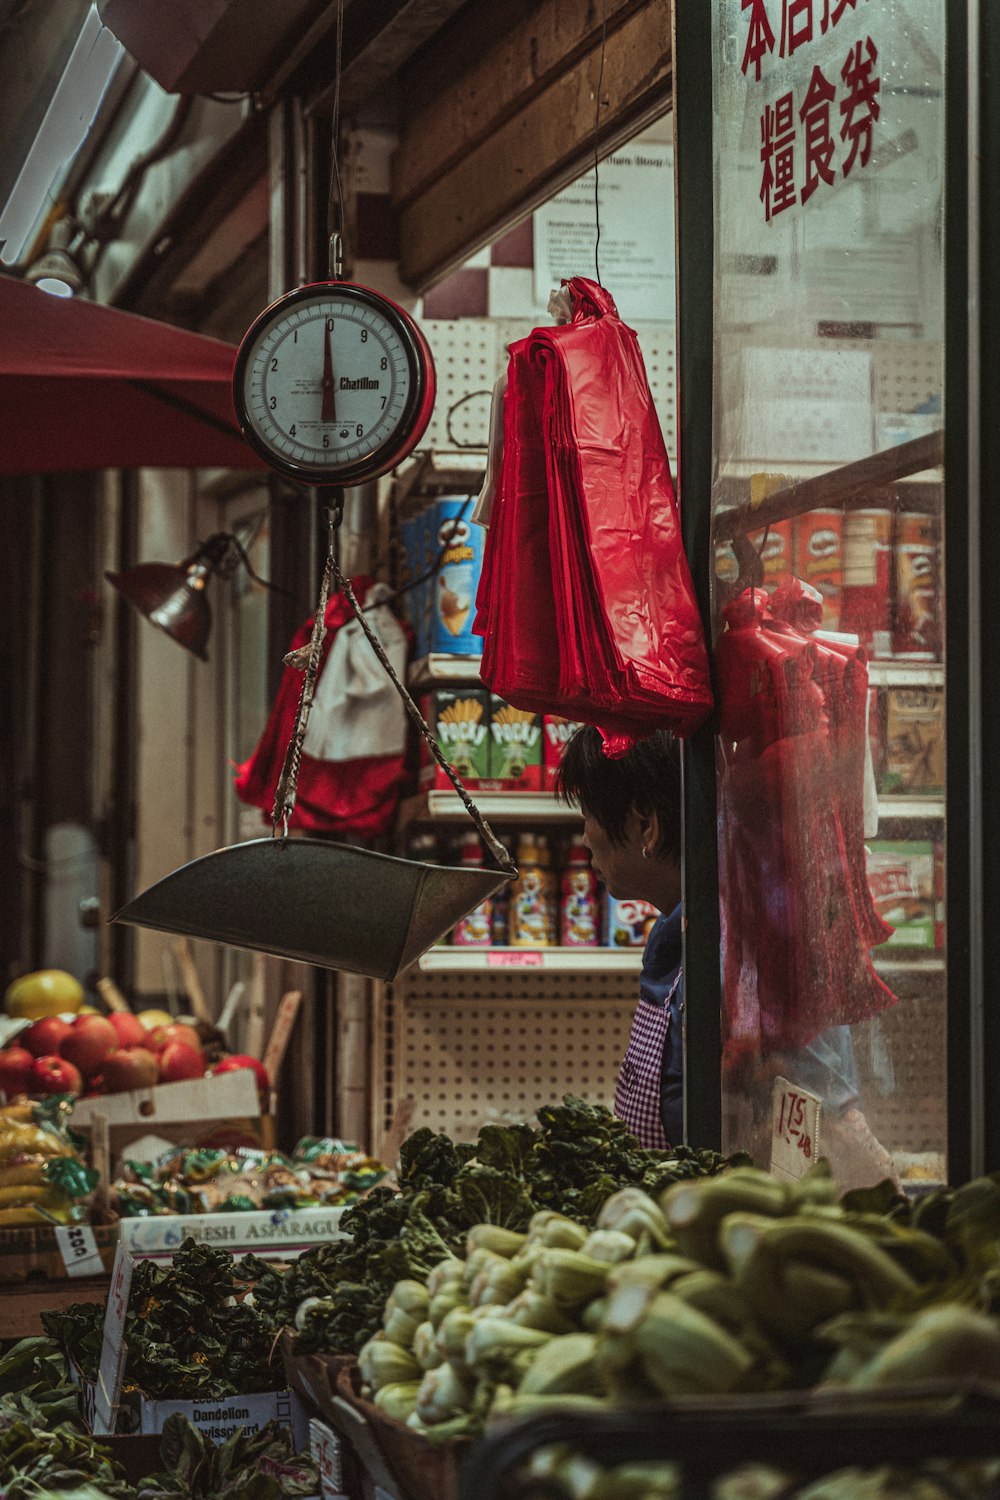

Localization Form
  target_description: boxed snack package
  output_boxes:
[419,689,492,788]
[866,840,935,948]
[882,686,945,795]
[489,696,543,789]
[605,897,659,948]
[543,715,585,791]
[426,497,483,656]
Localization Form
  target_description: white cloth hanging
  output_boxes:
[303,583,409,762]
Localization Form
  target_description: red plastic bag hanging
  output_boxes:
[233,577,413,838]
[716,587,896,1060]
[474,277,713,751]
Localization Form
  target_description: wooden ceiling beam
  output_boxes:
[392,0,653,209]
[396,0,672,290]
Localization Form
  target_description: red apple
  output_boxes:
[100,1046,159,1093]
[212,1054,270,1105]
[60,1015,119,1080]
[20,1016,73,1059]
[106,1012,147,1050]
[0,1046,36,1098]
[31,1055,83,1096]
[146,1022,202,1056]
[158,1042,205,1083]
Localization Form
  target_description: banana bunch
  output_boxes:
[0,1103,93,1226]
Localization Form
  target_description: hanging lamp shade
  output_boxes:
[105,533,234,661]
[112,837,513,980]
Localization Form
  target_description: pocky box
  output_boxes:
[419,689,492,788]
[543,715,585,791]
[866,840,935,948]
[489,696,543,788]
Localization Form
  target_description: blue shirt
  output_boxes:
[640,904,684,1146]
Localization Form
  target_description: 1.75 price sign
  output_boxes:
[770,1077,822,1182]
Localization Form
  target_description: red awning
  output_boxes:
[0,273,266,474]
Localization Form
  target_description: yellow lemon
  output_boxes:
[4,970,84,1020]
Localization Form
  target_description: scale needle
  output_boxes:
[321,326,337,422]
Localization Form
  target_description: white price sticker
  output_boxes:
[55,1223,105,1279]
[309,1419,346,1500]
[770,1076,823,1182]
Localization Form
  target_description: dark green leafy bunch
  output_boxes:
[280,1096,743,1356]
[0,1338,134,1500]
[137,1414,318,1500]
[43,1239,283,1401]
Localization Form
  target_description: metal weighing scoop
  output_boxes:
[112,495,518,980]
[113,837,513,981]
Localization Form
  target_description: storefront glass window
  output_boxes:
[710,1,946,1190]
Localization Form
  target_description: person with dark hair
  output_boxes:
[556,725,684,1148]
[557,723,899,1185]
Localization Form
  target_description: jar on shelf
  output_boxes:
[510,833,556,947]
[451,832,493,947]
[559,834,599,946]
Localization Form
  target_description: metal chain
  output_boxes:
[271,504,343,835]
[330,557,516,876]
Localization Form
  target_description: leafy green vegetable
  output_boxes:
[136,1414,318,1500]
[280,1096,742,1358]
[44,1240,283,1400]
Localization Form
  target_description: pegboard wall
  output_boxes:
[419,319,679,465]
[372,967,638,1145]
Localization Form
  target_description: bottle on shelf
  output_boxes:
[509,833,556,947]
[451,832,493,947]
[559,834,599,946]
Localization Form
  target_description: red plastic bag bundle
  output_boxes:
[717,584,896,1061]
[233,577,413,838]
[474,277,713,752]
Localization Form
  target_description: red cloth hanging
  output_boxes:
[474,277,713,754]
[717,586,897,1060]
[232,578,412,838]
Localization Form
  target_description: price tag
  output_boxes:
[309,1418,346,1500]
[770,1076,822,1182]
[55,1223,105,1278]
[92,1244,135,1435]
[486,950,543,968]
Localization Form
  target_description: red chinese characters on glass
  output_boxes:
[779,0,814,58]
[757,38,880,219]
[840,36,881,175]
[760,92,797,222]
[798,64,837,203]
[741,0,867,75]
[742,0,776,81]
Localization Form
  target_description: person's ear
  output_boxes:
[636,806,660,859]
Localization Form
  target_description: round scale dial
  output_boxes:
[233,281,435,484]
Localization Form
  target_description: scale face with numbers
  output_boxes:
[232,281,436,485]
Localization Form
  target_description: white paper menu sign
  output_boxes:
[92,1244,135,1435]
[770,1077,823,1182]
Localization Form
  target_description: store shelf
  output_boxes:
[409,653,483,689]
[868,662,945,687]
[416,946,644,973]
[877,796,945,820]
[399,790,580,826]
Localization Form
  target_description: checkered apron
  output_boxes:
[614,969,681,1149]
